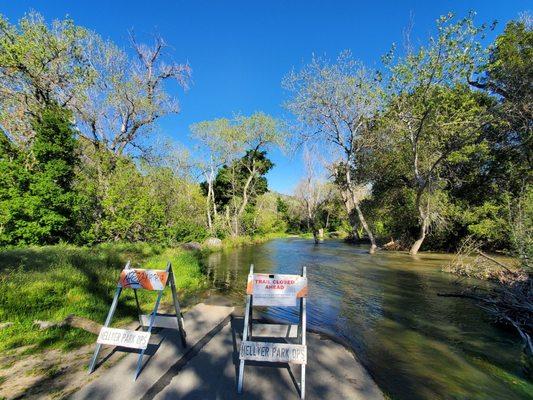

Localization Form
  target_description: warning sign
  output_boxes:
[119,268,168,291]
[246,273,307,306]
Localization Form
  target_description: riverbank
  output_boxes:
[0,243,207,354]
[0,234,295,398]
[202,238,533,400]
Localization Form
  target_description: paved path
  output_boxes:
[73,303,234,400]
[72,303,383,400]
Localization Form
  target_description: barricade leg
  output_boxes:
[238,265,254,392]
[300,266,307,399]
[134,288,164,380]
[88,286,122,373]
[169,264,187,347]
[237,293,252,393]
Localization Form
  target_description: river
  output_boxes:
[201,238,532,399]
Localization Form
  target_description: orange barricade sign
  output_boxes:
[119,268,169,291]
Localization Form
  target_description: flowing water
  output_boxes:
[202,238,532,400]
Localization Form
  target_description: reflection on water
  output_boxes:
[202,238,533,400]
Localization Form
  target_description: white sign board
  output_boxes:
[240,341,307,364]
[97,327,151,350]
[247,273,307,306]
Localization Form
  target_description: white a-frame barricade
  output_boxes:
[88,261,187,380]
[237,264,308,399]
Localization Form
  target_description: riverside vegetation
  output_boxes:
[0,8,531,391]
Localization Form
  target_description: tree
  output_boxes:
[190,118,242,232]
[194,113,284,237]
[72,32,191,157]
[211,149,274,236]
[0,104,79,245]
[0,12,90,144]
[283,51,381,253]
[294,146,332,244]
[383,12,493,254]
[469,15,532,168]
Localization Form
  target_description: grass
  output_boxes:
[0,243,206,354]
[220,231,292,249]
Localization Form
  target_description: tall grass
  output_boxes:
[0,243,206,353]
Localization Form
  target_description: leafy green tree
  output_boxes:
[0,12,90,143]
[208,149,274,236]
[382,13,493,254]
[470,16,532,167]
[0,104,79,245]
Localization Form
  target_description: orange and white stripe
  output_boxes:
[119,268,169,291]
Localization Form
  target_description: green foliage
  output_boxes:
[0,12,91,139]
[246,192,288,235]
[77,157,207,245]
[210,150,273,211]
[0,105,79,245]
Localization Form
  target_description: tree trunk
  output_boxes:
[206,179,213,231]
[312,231,319,244]
[343,167,377,254]
[410,211,428,255]
[410,191,429,255]
[347,209,359,240]
[354,203,377,254]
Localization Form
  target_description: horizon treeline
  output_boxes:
[0,11,531,258]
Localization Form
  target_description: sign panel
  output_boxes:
[97,327,151,350]
[119,268,168,291]
[240,341,307,364]
[246,273,307,306]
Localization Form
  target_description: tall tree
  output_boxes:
[194,113,284,237]
[283,51,381,253]
[72,32,191,157]
[0,12,90,144]
[190,118,242,232]
[383,12,493,254]
[211,149,274,236]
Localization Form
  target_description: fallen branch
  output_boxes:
[476,250,514,274]
[34,315,102,335]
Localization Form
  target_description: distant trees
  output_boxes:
[0,10,530,254]
[283,52,381,253]
[191,118,241,233]
[193,113,284,237]
[294,147,333,244]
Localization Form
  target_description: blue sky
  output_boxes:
[2,1,530,194]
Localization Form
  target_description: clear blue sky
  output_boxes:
[2,1,530,194]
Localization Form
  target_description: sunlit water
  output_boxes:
[202,238,532,400]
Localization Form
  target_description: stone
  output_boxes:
[0,322,13,330]
[203,237,222,249]
[181,242,202,251]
